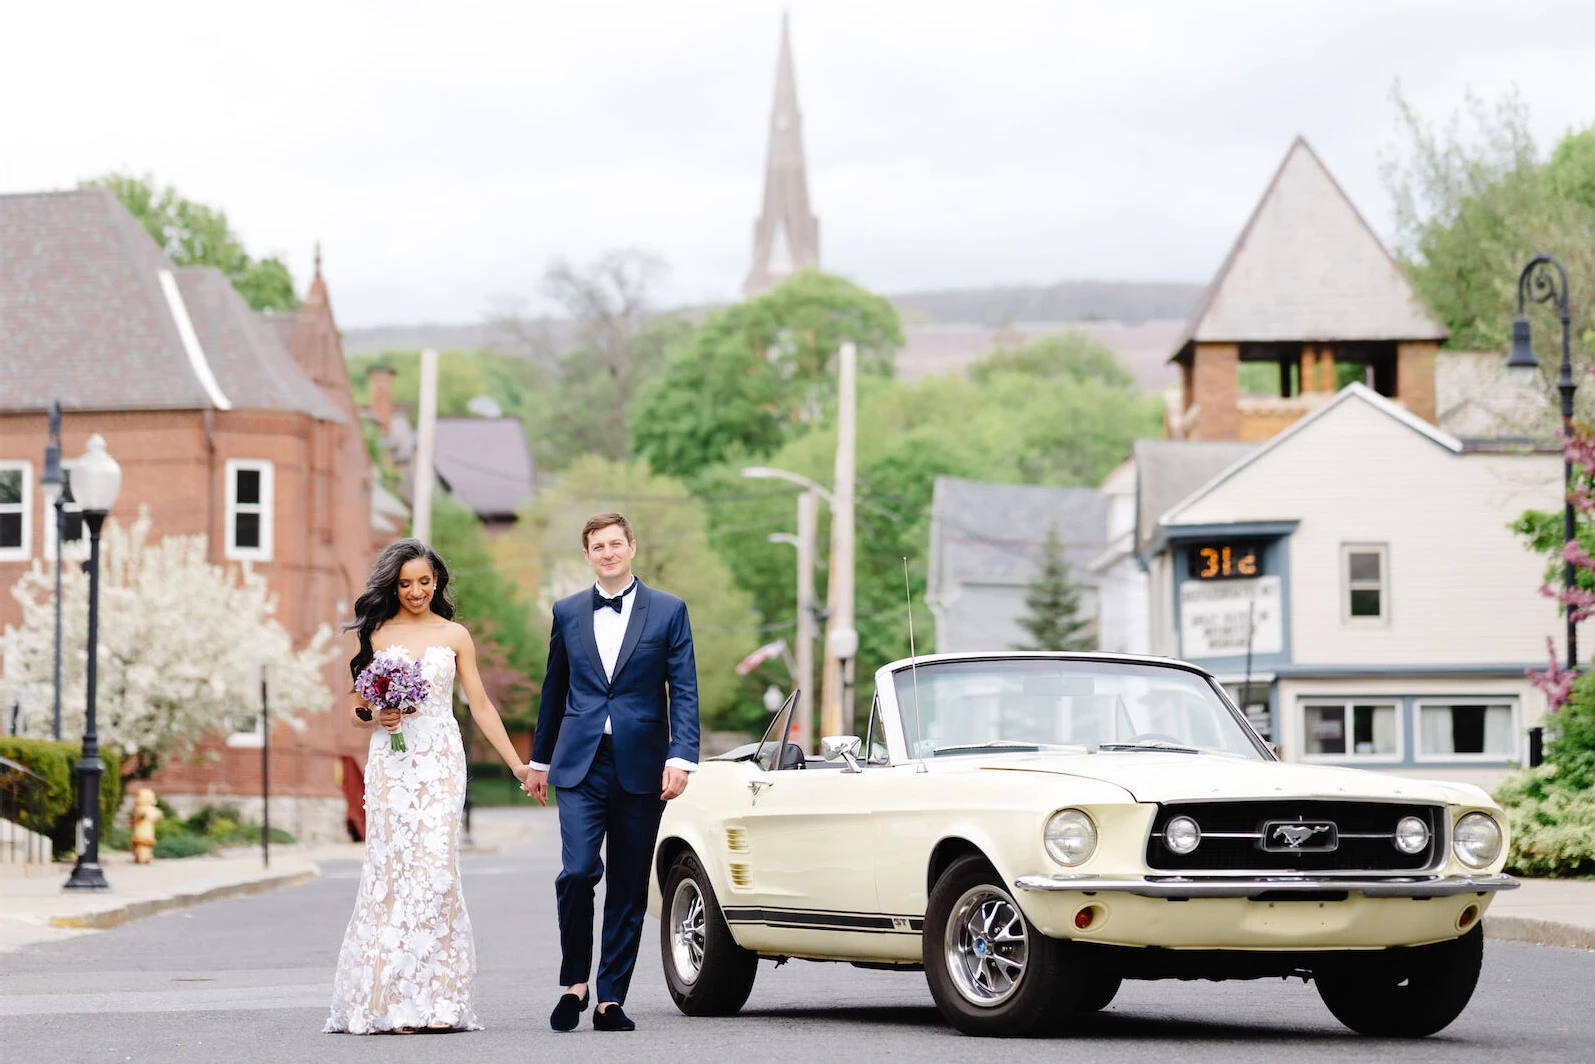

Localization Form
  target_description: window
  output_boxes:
[225,460,274,561]
[1302,701,1399,760]
[1417,701,1516,760]
[0,461,32,561]
[43,464,86,561]
[225,709,264,748]
[1342,544,1387,622]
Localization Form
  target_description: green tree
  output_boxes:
[85,173,300,312]
[1381,89,1594,393]
[631,270,904,480]
[429,493,544,726]
[1013,523,1096,652]
[969,331,1134,389]
[503,456,760,732]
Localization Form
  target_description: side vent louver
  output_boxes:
[728,863,752,889]
[725,826,749,853]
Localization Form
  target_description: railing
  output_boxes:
[0,756,51,865]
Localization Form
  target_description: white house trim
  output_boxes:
[1159,384,1464,529]
[158,269,233,411]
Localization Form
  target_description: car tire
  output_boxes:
[1074,974,1121,1013]
[1314,924,1483,1037]
[660,850,758,1016]
[923,855,1075,1036]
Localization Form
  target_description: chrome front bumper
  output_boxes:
[1013,873,1519,899]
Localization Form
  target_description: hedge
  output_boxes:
[0,736,124,856]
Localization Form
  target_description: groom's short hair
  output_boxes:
[582,512,634,550]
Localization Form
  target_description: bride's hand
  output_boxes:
[377,707,403,733]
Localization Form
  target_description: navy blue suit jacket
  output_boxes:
[531,581,700,795]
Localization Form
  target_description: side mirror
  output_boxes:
[821,735,863,773]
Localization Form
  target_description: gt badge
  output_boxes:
[1262,820,1338,852]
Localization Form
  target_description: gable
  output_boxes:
[1176,138,1447,354]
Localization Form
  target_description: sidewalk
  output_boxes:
[1481,876,1595,950]
[0,806,545,953]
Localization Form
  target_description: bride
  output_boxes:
[325,538,532,1034]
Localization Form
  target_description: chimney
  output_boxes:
[368,366,396,434]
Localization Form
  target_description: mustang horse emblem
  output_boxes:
[1273,824,1330,848]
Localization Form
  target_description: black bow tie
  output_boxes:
[594,583,633,614]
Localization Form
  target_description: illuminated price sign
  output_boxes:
[1188,541,1262,581]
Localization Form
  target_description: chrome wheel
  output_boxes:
[669,876,707,985]
[944,884,1029,1007]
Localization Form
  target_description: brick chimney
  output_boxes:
[368,367,395,434]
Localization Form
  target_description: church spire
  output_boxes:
[743,12,820,297]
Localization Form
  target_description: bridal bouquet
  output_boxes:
[355,656,429,752]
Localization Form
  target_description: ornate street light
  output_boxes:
[1506,254,1576,668]
[63,434,121,893]
[40,400,65,741]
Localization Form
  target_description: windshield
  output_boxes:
[892,658,1264,759]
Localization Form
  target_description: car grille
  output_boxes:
[1145,800,1443,873]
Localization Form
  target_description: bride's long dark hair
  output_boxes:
[346,537,455,684]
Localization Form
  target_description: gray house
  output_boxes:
[926,477,1109,653]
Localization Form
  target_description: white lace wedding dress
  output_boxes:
[325,645,482,1034]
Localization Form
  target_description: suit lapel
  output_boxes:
[610,582,652,685]
[577,593,607,683]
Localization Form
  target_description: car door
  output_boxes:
[728,695,891,958]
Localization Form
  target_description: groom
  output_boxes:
[526,512,699,1032]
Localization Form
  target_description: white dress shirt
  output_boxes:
[530,579,697,774]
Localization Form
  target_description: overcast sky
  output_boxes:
[2,1,1591,328]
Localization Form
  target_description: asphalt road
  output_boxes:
[2,812,1591,1064]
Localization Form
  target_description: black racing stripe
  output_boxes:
[722,907,924,933]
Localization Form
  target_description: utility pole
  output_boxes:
[411,347,440,544]
[795,490,817,752]
[821,341,858,738]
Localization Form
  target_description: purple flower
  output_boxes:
[355,656,428,752]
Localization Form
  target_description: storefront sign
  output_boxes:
[1179,576,1283,659]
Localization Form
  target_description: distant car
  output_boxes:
[648,652,1517,1037]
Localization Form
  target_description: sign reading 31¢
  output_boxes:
[1179,575,1282,658]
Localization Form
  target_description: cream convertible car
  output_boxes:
[648,653,1517,1037]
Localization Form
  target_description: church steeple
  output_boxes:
[743,13,820,297]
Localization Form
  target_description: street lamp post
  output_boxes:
[40,400,65,741]
[63,434,120,893]
[744,469,831,751]
[1506,254,1577,669]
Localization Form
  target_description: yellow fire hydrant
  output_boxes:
[131,788,162,864]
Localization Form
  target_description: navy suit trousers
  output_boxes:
[554,736,666,1004]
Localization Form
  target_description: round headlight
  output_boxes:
[1394,815,1430,855]
[1453,812,1503,868]
[1045,809,1098,867]
[1164,815,1201,855]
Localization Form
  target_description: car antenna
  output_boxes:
[904,556,928,773]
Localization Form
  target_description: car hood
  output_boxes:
[979,752,1490,806]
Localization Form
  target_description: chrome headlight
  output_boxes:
[1393,815,1430,855]
[1164,815,1201,855]
[1452,812,1503,868]
[1044,809,1098,866]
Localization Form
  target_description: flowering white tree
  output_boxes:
[1,508,336,776]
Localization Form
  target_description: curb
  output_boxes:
[1485,916,1595,951]
[48,867,319,931]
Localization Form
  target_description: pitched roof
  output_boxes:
[743,13,820,296]
[433,417,535,520]
[1158,383,1463,529]
[0,188,341,421]
[1133,439,1258,554]
[928,477,1109,597]
[1171,137,1447,360]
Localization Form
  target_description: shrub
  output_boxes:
[0,737,123,858]
[154,834,216,859]
[1495,765,1595,877]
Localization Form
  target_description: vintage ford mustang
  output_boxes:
[648,652,1517,1037]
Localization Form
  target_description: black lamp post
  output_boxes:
[1506,254,1576,669]
[63,433,120,893]
[40,400,65,741]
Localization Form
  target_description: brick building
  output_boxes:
[0,187,390,841]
